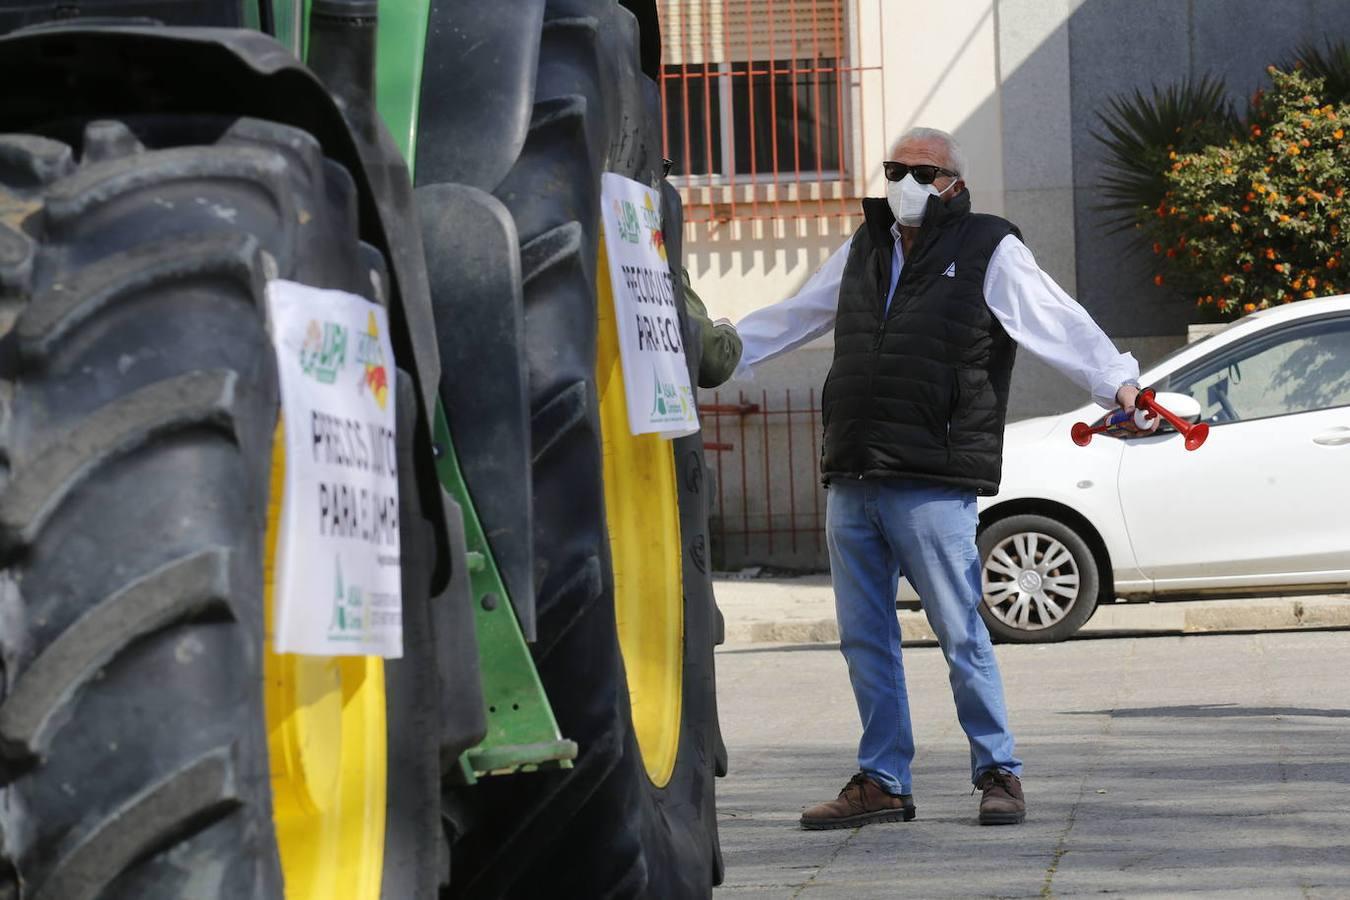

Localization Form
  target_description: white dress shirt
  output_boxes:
[735,227,1139,409]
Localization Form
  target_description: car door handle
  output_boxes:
[1313,427,1350,446]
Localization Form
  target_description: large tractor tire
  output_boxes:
[0,117,438,898]
[429,2,723,896]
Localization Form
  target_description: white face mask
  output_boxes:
[887,172,954,227]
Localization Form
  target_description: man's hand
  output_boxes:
[1116,383,1140,412]
[1115,383,1160,433]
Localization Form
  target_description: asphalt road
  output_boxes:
[711,631,1350,898]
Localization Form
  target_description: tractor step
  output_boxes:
[462,739,580,779]
[433,403,577,784]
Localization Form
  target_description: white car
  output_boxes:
[973,293,1350,642]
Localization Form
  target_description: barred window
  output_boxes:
[660,0,847,182]
[663,58,842,179]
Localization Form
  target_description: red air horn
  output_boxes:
[1138,388,1208,450]
[1070,409,1132,446]
[1070,389,1208,451]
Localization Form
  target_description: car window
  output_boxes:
[1140,316,1249,375]
[1167,316,1350,424]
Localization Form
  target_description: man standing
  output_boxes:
[734,127,1149,828]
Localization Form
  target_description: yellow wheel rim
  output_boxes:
[263,424,388,899]
[596,237,685,788]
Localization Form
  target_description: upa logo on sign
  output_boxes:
[613,198,642,244]
[300,319,347,384]
[640,193,666,262]
[650,367,694,423]
[355,310,390,411]
[328,557,364,640]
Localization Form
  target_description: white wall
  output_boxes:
[684,215,852,322]
[679,0,1008,324]
[870,0,1004,215]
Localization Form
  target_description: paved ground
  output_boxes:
[711,630,1350,898]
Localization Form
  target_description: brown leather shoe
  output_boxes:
[800,773,916,830]
[976,769,1025,825]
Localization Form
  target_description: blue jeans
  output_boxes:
[825,477,1020,794]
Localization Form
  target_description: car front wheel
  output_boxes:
[976,514,1100,643]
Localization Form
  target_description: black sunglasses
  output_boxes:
[883,161,959,185]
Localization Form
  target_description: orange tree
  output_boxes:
[1096,47,1350,319]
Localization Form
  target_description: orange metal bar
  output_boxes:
[659,63,671,163]
[761,388,773,554]
[785,388,797,553]
[721,0,736,224]
[680,8,693,195]
[788,0,802,202]
[701,0,715,195]
[833,0,847,208]
[702,402,761,415]
[743,0,760,218]
[767,0,781,221]
[737,389,749,554]
[809,386,820,550]
[877,0,888,183]
[811,0,825,219]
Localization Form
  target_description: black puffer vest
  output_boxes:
[820,191,1020,494]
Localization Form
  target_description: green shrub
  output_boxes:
[1095,48,1350,319]
[1153,68,1347,316]
[1094,76,1240,234]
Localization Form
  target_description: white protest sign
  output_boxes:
[600,172,700,438]
[266,280,402,657]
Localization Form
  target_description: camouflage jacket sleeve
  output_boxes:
[681,268,743,388]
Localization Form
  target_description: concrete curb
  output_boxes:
[721,595,1350,645]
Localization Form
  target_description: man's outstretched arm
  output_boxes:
[733,236,853,377]
[983,236,1145,412]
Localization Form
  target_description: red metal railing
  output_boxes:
[703,387,827,570]
[659,0,883,229]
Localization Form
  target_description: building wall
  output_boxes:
[680,0,1007,325]
[677,0,1350,352]
[668,0,1350,568]
[1066,0,1350,338]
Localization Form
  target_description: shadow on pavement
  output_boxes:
[1062,703,1350,719]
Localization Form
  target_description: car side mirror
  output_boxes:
[1150,391,1203,430]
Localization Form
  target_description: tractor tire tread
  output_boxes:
[519,222,583,288]
[443,3,721,897]
[528,379,589,467]
[0,370,241,553]
[35,749,240,900]
[0,550,232,764]
[42,146,291,228]
[0,116,435,899]
[532,554,603,663]
[17,232,262,358]
[0,135,74,188]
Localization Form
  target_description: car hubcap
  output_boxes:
[983,531,1080,631]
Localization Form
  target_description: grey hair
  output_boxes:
[896,126,967,177]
